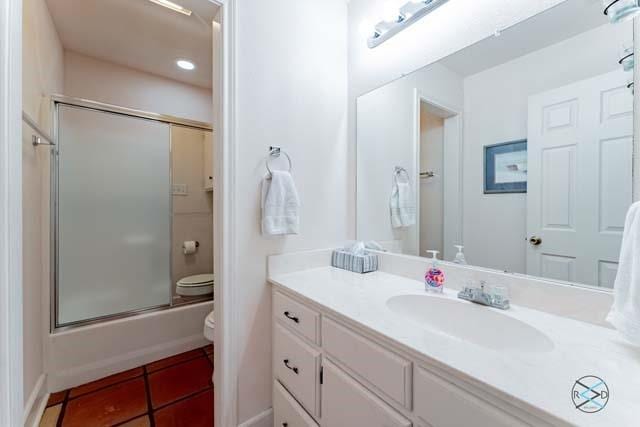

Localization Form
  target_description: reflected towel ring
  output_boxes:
[266,146,292,175]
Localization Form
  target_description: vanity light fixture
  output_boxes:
[148,0,192,16]
[603,0,640,23]
[368,0,449,49]
[176,59,195,70]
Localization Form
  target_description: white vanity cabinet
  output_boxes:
[271,289,547,427]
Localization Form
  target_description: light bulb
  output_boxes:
[176,60,195,70]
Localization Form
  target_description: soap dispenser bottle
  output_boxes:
[425,250,445,293]
[453,245,467,265]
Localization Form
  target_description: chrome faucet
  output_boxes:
[457,281,510,310]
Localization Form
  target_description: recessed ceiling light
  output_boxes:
[176,60,195,70]
[148,0,192,16]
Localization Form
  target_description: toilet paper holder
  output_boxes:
[182,241,200,249]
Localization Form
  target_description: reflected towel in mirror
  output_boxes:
[390,169,416,228]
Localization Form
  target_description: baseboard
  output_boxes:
[48,333,208,391]
[23,374,48,427]
[238,408,273,427]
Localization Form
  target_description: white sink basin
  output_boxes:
[386,295,554,353]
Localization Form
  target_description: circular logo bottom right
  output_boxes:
[572,375,609,413]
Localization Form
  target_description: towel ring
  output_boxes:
[266,146,292,175]
[394,166,410,182]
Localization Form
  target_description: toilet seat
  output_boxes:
[176,273,214,296]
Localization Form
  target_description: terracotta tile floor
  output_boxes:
[40,344,213,427]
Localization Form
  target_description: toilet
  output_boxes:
[176,273,214,296]
[204,310,214,342]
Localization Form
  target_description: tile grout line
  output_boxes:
[146,351,207,374]
[66,373,145,401]
[66,349,209,402]
[153,387,213,413]
[111,413,151,427]
[143,365,156,427]
[55,390,70,427]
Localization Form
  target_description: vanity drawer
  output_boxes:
[273,380,319,427]
[274,291,321,345]
[322,317,412,409]
[414,366,528,427]
[322,360,412,427]
[273,323,321,417]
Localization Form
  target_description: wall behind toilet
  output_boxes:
[171,125,214,295]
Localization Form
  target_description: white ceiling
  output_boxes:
[46,0,219,88]
[440,0,608,78]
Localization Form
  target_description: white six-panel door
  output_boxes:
[527,70,633,288]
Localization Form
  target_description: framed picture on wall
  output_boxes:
[484,140,527,194]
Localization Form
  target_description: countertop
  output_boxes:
[269,266,640,427]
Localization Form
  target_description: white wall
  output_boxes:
[64,51,213,123]
[233,0,348,423]
[462,22,630,274]
[22,0,64,416]
[356,63,463,255]
[348,0,566,238]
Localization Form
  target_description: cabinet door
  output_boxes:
[414,366,529,427]
[321,360,411,427]
[203,131,213,190]
[322,317,411,409]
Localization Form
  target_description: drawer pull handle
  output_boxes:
[283,359,299,374]
[283,311,299,323]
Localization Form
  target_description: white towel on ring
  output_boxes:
[607,201,640,346]
[261,170,300,235]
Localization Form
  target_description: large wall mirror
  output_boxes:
[356,0,636,290]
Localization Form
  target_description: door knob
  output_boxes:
[529,236,542,246]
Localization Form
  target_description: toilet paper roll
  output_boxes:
[183,241,197,255]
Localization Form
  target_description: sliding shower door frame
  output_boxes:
[50,95,213,333]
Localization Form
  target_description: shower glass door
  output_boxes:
[56,104,172,326]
